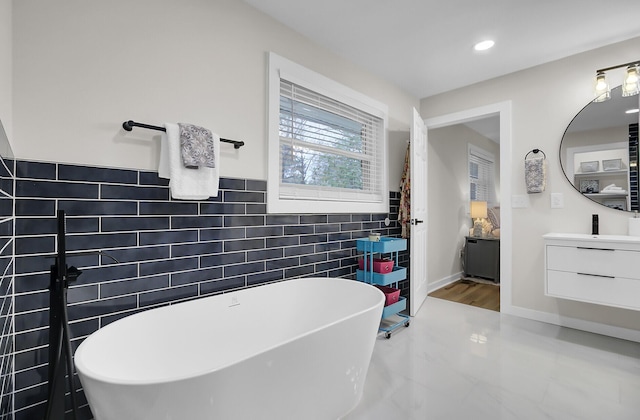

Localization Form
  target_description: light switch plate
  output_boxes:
[550,193,564,208]
[511,194,530,208]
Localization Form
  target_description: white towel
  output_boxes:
[601,188,627,193]
[158,123,219,200]
[601,183,626,193]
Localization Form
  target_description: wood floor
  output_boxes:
[428,279,500,312]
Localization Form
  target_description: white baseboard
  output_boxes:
[502,304,640,343]
[428,272,462,294]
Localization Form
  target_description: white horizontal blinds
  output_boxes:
[469,148,495,203]
[279,79,384,202]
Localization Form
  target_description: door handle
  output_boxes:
[577,272,615,279]
[411,219,424,225]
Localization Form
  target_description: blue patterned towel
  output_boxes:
[525,157,546,193]
[178,123,217,169]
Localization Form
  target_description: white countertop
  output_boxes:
[543,232,640,244]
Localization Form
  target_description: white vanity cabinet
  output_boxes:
[543,233,640,311]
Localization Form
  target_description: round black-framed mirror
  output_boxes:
[560,85,640,212]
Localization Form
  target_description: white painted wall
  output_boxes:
[428,124,500,285]
[0,0,12,142]
[11,0,418,184]
[421,36,640,332]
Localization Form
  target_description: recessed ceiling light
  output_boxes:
[626,108,639,114]
[474,40,495,51]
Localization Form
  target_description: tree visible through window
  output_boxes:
[268,53,388,214]
[279,94,366,190]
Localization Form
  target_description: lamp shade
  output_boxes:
[622,65,639,97]
[593,72,610,102]
[470,201,488,219]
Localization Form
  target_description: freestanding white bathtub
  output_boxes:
[74,277,384,420]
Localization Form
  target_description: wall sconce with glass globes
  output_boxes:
[594,60,640,102]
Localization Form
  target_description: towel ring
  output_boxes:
[524,149,546,160]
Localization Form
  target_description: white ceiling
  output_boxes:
[244,0,640,99]
[463,117,501,143]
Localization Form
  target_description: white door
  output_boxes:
[410,108,428,316]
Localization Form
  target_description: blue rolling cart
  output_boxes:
[356,237,410,339]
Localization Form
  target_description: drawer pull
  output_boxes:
[577,272,615,279]
[577,247,615,252]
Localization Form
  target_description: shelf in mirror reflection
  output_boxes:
[583,193,628,198]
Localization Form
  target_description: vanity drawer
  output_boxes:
[546,245,640,280]
[546,270,640,311]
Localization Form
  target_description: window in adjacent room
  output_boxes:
[267,52,389,214]
[469,145,496,204]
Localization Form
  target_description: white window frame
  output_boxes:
[468,144,496,205]
[267,52,389,214]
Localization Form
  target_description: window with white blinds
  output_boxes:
[267,53,389,214]
[469,145,496,204]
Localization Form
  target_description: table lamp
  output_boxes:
[470,200,488,237]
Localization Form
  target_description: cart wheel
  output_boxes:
[385,332,391,339]
[404,321,410,327]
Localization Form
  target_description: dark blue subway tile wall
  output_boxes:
[15,161,55,180]
[629,123,638,211]
[0,156,13,420]
[0,195,12,219]
[16,180,98,199]
[11,159,404,420]
[58,164,138,184]
[58,199,138,216]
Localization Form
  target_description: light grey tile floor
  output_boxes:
[345,297,640,420]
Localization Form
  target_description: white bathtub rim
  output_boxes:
[75,277,385,386]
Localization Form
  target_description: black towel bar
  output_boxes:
[122,120,244,149]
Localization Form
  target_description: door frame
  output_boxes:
[424,101,512,312]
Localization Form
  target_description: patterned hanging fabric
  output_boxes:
[398,143,411,238]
